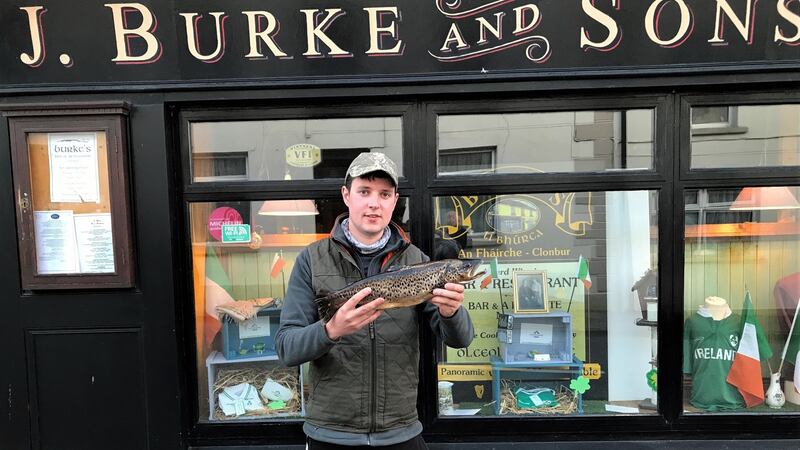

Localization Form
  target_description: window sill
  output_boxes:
[690,126,749,136]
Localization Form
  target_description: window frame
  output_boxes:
[176,90,800,445]
[680,93,800,180]
[675,91,800,430]
[426,95,671,190]
[179,103,415,196]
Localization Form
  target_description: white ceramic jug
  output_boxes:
[765,373,785,409]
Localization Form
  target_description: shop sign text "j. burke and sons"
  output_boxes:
[5,0,800,85]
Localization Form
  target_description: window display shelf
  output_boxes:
[490,355,584,416]
[206,350,305,421]
[206,233,329,250]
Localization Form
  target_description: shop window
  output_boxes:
[683,185,800,414]
[189,197,412,422]
[433,190,660,417]
[189,118,402,183]
[690,104,800,168]
[437,109,654,175]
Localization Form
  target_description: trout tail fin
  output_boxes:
[315,293,335,323]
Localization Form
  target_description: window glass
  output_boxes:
[690,104,800,168]
[189,117,403,182]
[190,197,411,422]
[437,109,654,175]
[433,190,659,417]
[683,186,800,414]
[27,131,116,275]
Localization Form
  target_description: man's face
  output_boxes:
[342,176,398,244]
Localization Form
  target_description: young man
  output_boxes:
[275,152,474,449]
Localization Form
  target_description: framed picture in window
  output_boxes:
[512,270,548,314]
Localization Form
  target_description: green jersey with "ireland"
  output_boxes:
[682,308,745,411]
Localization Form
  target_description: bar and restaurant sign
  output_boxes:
[3,0,800,88]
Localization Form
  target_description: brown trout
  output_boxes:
[315,259,484,322]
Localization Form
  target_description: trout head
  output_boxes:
[442,258,485,283]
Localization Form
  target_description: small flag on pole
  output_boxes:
[576,255,592,289]
[726,292,773,407]
[270,251,286,279]
[481,258,499,290]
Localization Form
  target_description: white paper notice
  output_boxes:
[239,316,272,339]
[520,323,554,345]
[49,132,100,203]
[74,213,115,273]
[34,210,79,274]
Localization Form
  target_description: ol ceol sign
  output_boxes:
[3,0,800,89]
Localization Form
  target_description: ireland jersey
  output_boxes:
[683,308,745,411]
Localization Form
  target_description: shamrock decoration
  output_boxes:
[646,369,658,391]
[570,376,591,394]
[267,400,286,410]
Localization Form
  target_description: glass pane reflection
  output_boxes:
[433,190,659,417]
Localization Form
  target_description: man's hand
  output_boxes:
[431,283,465,318]
[324,287,385,341]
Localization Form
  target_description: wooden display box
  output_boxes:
[497,312,573,364]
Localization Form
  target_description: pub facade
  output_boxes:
[1,1,799,448]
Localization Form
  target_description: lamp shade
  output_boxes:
[258,199,319,216]
[730,186,800,210]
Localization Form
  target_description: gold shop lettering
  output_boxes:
[15,1,800,67]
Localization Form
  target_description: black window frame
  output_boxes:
[176,101,419,444]
[420,95,674,439]
[680,92,800,180]
[675,91,800,434]
[175,90,800,447]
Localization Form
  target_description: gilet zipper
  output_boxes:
[369,321,377,433]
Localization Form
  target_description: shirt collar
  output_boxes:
[341,218,391,254]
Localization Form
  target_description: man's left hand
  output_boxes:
[431,283,465,318]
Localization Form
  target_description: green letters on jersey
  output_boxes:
[683,309,745,411]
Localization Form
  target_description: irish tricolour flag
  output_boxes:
[726,292,773,407]
[576,255,592,289]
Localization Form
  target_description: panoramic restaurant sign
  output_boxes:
[2,0,800,88]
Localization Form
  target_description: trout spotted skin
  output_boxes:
[315,259,484,322]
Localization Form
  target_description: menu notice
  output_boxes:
[34,210,114,274]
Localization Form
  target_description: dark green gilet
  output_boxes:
[306,234,425,432]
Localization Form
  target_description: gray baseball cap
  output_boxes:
[345,152,399,186]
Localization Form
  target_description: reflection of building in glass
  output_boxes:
[437,110,655,173]
[190,118,403,182]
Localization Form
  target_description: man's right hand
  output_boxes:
[324,287,384,341]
